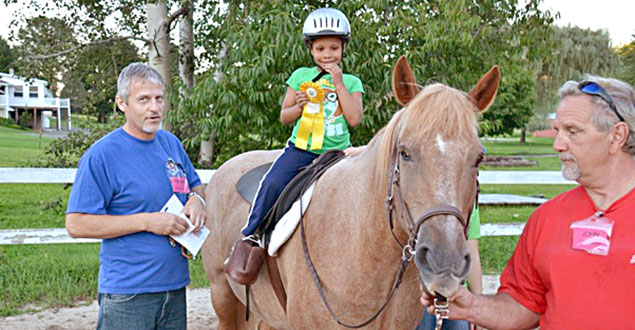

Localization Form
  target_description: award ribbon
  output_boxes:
[295,81,325,150]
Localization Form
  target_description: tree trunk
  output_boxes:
[520,127,527,143]
[178,0,194,90]
[199,132,215,166]
[147,1,172,130]
[198,43,226,165]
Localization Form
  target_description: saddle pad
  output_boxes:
[236,162,273,204]
[268,183,315,256]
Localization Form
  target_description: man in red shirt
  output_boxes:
[421,76,635,330]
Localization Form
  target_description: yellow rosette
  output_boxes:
[295,81,326,150]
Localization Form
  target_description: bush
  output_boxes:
[18,112,32,128]
[34,114,124,167]
[0,117,18,128]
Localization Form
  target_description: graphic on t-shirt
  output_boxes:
[315,79,344,138]
[166,158,190,194]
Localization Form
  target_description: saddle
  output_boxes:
[224,150,345,306]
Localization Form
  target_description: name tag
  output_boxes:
[570,211,614,256]
[170,177,190,194]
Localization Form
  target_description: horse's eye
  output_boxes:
[400,150,411,161]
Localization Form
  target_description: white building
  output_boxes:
[0,69,71,130]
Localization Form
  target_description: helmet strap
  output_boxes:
[312,68,328,82]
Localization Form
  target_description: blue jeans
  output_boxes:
[97,288,186,330]
[416,310,470,330]
[242,141,319,236]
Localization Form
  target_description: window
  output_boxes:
[14,86,23,97]
[29,86,38,98]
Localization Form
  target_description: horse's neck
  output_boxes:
[320,145,404,250]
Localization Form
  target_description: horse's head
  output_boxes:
[382,56,499,298]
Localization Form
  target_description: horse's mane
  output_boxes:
[374,83,480,179]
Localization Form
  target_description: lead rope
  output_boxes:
[433,295,449,330]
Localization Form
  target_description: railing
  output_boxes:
[3,96,71,108]
[0,167,576,246]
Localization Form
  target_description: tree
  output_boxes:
[616,37,635,85]
[12,16,78,94]
[6,0,193,124]
[532,25,621,130]
[0,37,13,71]
[60,39,141,122]
[176,0,555,165]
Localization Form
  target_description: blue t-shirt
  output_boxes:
[66,128,201,294]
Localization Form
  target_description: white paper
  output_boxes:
[305,102,321,114]
[161,194,210,258]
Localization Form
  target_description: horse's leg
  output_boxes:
[209,275,243,330]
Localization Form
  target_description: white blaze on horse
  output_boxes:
[201,56,500,330]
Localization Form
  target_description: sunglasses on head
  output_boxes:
[577,80,625,122]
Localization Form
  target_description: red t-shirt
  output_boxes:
[498,186,635,329]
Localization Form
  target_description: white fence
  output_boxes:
[0,168,576,245]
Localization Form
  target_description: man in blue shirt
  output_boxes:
[66,62,206,330]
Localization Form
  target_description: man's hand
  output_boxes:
[183,194,206,233]
[146,212,190,236]
[420,283,476,321]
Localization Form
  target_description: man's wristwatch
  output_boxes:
[188,191,205,206]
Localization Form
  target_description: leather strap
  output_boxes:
[266,256,287,313]
[300,208,411,329]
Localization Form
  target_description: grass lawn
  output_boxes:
[481,136,556,156]
[0,184,69,229]
[0,126,54,167]
[0,243,210,316]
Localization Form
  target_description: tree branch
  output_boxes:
[27,37,151,60]
[164,7,190,31]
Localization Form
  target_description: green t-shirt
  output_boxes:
[286,67,364,154]
[467,203,481,240]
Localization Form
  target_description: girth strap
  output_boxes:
[266,256,287,313]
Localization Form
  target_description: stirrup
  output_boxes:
[242,234,263,247]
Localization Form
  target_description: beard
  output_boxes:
[142,120,162,134]
[559,152,580,181]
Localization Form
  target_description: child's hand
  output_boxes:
[295,90,308,108]
[323,63,344,87]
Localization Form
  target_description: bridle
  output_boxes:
[300,123,473,328]
[385,127,470,259]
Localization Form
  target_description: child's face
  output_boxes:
[310,36,344,68]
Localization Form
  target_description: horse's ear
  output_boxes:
[393,55,420,106]
[468,65,500,113]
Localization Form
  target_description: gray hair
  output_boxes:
[559,76,635,157]
[117,62,165,103]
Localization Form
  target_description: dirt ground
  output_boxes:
[0,288,217,330]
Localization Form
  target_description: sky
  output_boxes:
[0,0,633,46]
[540,0,634,46]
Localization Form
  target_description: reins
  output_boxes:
[299,125,471,328]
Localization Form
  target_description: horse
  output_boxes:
[201,56,500,330]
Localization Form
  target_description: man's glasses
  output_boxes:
[578,80,625,122]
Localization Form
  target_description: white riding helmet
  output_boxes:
[302,8,351,47]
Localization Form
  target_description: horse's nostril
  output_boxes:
[414,245,432,272]
[456,253,472,278]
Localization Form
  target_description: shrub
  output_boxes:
[18,112,32,128]
[34,114,123,167]
[0,117,18,128]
